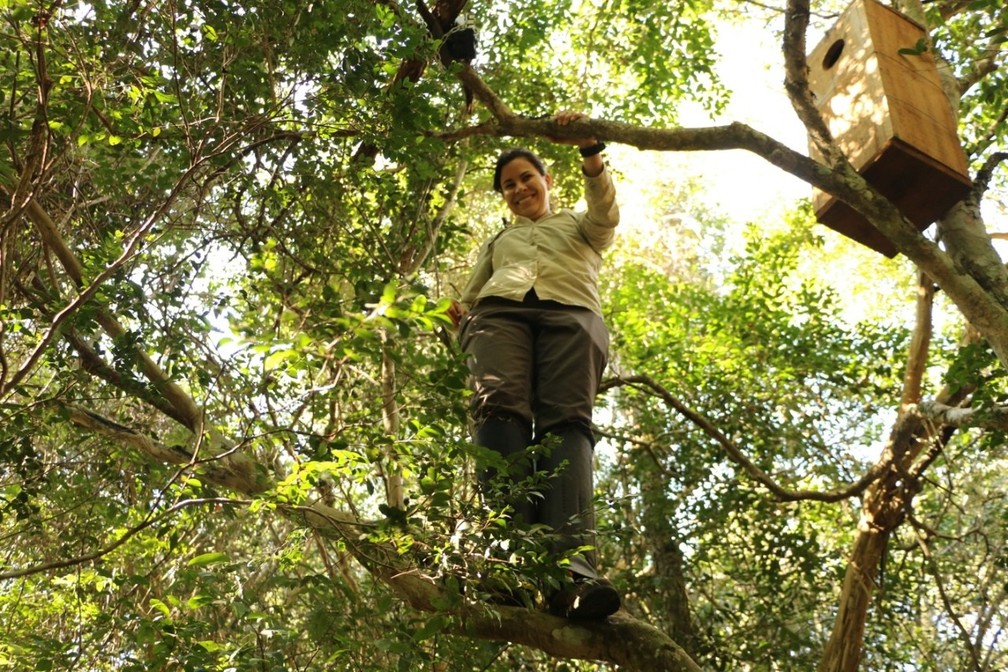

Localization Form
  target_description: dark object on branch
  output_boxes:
[441,19,477,113]
[442,23,477,63]
[416,2,478,114]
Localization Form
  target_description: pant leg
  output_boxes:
[474,415,536,524]
[532,307,609,578]
[537,426,598,578]
[461,302,537,522]
[459,302,535,428]
[532,307,609,437]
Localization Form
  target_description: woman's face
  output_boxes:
[498,157,552,220]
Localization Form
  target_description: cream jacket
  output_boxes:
[459,168,619,315]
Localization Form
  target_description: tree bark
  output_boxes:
[818,522,889,672]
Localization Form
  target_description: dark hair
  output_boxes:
[493,148,547,193]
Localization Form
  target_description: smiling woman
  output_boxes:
[451,110,622,620]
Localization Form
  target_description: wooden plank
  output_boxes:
[806,0,971,255]
[814,140,971,256]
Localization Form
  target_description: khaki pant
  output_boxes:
[460,293,608,577]
[459,294,609,440]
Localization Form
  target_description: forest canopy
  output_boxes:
[1,0,1007,670]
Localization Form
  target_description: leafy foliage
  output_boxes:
[598,212,909,666]
[1,0,1007,670]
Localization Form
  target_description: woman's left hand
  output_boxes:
[549,110,597,148]
[550,109,605,176]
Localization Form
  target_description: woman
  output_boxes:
[452,111,621,620]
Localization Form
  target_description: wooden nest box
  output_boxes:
[807,0,970,257]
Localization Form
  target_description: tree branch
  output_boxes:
[0,182,202,430]
[933,0,974,22]
[973,151,1008,199]
[900,271,936,406]
[0,498,238,581]
[819,338,975,672]
[60,327,190,426]
[452,65,953,262]
[956,42,1005,97]
[0,117,293,429]
[61,402,701,672]
[910,400,1008,429]
[781,0,844,166]
[453,63,1008,372]
[909,516,985,672]
[455,608,703,672]
[600,373,885,502]
[62,402,271,494]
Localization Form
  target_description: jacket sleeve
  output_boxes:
[579,167,619,252]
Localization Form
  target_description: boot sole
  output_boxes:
[562,583,621,620]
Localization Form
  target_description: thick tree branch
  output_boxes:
[819,349,975,672]
[455,609,703,672]
[910,400,1008,429]
[956,42,1005,97]
[900,271,936,406]
[457,63,845,195]
[62,402,271,494]
[290,501,704,671]
[937,197,1008,310]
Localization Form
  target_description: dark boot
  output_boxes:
[475,415,535,524]
[537,426,598,575]
[538,426,621,619]
[548,576,621,620]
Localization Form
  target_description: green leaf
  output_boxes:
[187,551,229,567]
[264,348,296,370]
[897,37,928,56]
[186,593,215,610]
[148,598,172,619]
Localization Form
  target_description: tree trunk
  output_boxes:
[818,512,889,672]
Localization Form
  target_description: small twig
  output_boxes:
[908,515,984,672]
